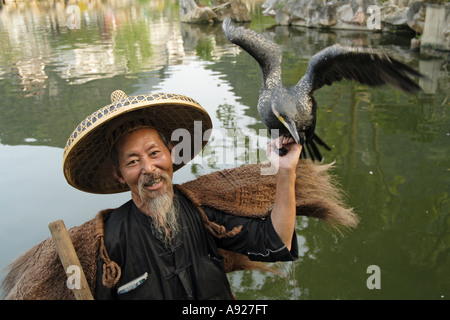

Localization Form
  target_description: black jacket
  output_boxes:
[95,188,298,300]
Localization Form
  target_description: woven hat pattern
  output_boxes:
[63,91,212,194]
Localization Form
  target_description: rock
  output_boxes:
[381,4,409,26]
[265,0,377,29]
[213,0,251,22]
[407,1,426,33]
[262,0,278,16]
[261,0,424,32]
[319,2,339,27]
[259,0,449,55]
[259,0,449,54]
[179,0,218,24]
[278,0,323,27]
[337,3,355,24]
[179,0,251,24]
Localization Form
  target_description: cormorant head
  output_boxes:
[270,102,301,144]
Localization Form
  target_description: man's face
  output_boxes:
[113,128,174,206]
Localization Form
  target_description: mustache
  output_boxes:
[140,171,171,187]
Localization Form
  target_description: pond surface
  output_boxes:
[0,0,448,300]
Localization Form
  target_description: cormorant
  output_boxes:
[222,17,424,160]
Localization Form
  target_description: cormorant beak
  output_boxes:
[277,115,301,144]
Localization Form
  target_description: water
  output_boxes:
[0,0,448,300]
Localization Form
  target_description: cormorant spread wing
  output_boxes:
[297,44,424,95]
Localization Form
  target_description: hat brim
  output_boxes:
[63,92,212,194]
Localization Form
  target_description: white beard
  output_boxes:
[139,174,180,249]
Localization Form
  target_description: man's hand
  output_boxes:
[267,136,302,250]
[267,136,302,174]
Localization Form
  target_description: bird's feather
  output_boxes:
[297,44,424,94]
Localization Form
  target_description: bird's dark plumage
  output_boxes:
[222,17,424,160]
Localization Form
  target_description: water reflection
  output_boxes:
[0,0,449,300]
[0,0,181,88]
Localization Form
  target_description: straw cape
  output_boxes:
[1,90,358,299]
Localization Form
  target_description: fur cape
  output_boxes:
[1,160,358,300]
